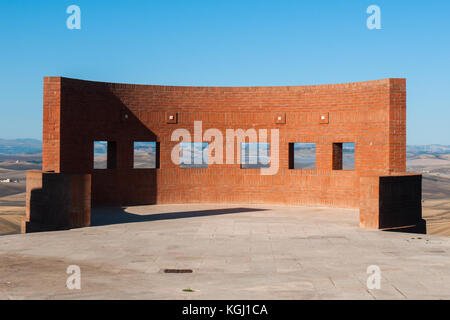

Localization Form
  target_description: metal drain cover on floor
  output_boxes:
[163,268,193,273]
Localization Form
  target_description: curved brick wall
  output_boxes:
[43,77,406,208]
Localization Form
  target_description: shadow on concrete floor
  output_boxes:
[91,207,268,227]
[382,218,427,235]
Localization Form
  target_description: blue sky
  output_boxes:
[0,0,449,144]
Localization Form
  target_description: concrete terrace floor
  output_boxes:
[0,204,450,299]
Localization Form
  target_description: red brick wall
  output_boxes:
[359,175,380,228]
[24,171,91,232]
[43,77,406,208]
[359,173,422,229]
[388,78,407,172]
[42,77,61,172]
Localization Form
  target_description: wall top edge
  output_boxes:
[43,76,405,92]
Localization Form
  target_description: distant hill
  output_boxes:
[0,139,42,154]
[407,145,450,155]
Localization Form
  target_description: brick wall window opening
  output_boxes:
[332,142,355,170]
[289,143,316,169]
[180,142,208,168]
[93,141,117,169]
[133,142,159,169]
[241,143,270,169]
